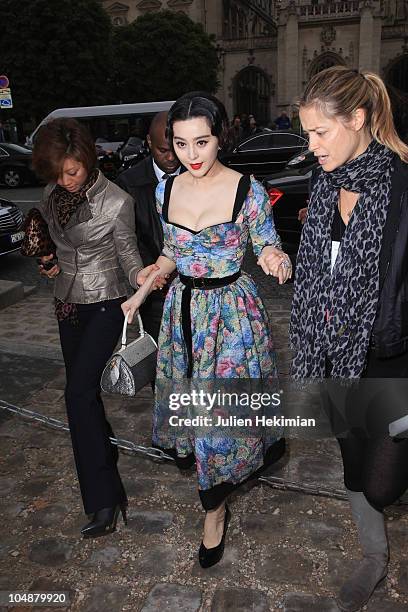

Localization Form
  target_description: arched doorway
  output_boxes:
[234,67,271,126]
[385,54,408,141]
[308,52,345,79]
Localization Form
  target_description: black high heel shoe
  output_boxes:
[81,503,127,539]
[198,505,231,569]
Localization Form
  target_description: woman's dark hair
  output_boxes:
[32,117,97,182]
[167,91,230,150]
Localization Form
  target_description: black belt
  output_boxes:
[179,271,241,378]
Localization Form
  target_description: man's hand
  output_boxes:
[298,205,309,225]
[38,254,60,279]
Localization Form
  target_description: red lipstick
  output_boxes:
[191,163,203,170]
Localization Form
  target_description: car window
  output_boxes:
[126,137,143,146]
[238,132,307,152]
[0,147,10,157]
[272,133,308,147]
[238,134,276,152]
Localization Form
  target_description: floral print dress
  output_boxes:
[152,174,284,508]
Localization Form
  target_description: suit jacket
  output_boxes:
[115,156,163,267]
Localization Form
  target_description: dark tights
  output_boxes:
[338,434,408,510]
[333,349,408,510]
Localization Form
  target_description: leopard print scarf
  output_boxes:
[50,168,98,228]
[53,169,98,323]
[290,140,394,379]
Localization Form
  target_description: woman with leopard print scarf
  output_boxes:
[290,67,408,611]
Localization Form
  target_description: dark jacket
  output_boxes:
[371,155,408,357]
[115,156,163,268]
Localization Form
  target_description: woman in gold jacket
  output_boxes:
[33,118,158,538]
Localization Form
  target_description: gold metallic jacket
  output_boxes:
[41,171,143,304]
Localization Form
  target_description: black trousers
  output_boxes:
[58,298,127,515]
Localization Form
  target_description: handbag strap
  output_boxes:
[120,267,163,349]
[121,312,145,349]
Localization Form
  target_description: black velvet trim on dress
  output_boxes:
[162,174,251,233]
[153,437,286,510]
[231,174,251,222]
[199,437,286,510]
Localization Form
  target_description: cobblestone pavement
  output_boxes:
[1,285,407,612]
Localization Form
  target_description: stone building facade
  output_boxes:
[101,0,408,131]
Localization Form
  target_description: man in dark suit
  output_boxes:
[116,111,181,341]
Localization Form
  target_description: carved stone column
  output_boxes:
[359,1,382,72]
[205,0,223,38]
[277,1,299,108]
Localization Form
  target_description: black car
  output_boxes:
[0,143,37,188]
[221,130,309,178]
[117,136,149,174]
[264,150,318,253]
[0,198,25,256]
[95,137,148,180]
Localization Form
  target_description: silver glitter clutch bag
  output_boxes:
[101,313,158,396]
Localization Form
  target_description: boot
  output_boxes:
[81,503,127,539]
[337,489,389,611]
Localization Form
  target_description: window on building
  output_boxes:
[386,55,408,139]
[388,55,408,94]
[308,53,345,79]
[234,67,271,126]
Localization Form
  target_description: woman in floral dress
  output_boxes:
[122,92,291,568]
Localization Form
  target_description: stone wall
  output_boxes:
[100,1,408,124]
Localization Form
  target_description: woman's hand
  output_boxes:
[124,256,176,322]
[121,292,143,325]
[38,254,60,279]
[257,246,292,284]
[136,264,168,290]
[123,267,167,323]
